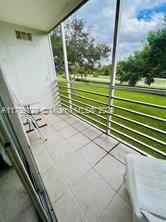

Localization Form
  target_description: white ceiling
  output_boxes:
[0,0,86,32]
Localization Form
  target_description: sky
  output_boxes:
[71,0,166,63]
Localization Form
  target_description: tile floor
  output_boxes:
[27,113,140,222]
[0,168,39,222]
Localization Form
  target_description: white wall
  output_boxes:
[0,21,57,108]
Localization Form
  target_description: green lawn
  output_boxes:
[58,78,166,159]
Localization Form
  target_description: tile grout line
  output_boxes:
[108,141,120,152]
[33,114,131,217]
[99,190,117,221]
[52,165,91,222]
[59,113,122,159]
[94,152,109,166]
[28,115,91,221]
[108,152,126,166]
[92,164,118,193]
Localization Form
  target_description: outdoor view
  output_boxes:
[51,0,166,158]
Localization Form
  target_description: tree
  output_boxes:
[51,18,111,74]
[117,17,166,87]
[51,27,64,74]
[117,49,147,86]
[146,28,166,76]
[96,65,112,76]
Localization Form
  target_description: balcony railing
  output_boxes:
[57,79,166,159]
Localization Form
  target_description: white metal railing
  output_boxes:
[57,80,166,159]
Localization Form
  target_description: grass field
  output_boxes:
[85,75,166,89]
[58,77,166,159]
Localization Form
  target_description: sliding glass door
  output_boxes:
[0,67,57,222]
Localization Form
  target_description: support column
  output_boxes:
[61,22,72,111]
[106,0,122,134]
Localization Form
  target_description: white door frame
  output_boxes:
[0,65,57,222]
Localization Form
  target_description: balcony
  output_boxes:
[23,72,166,221]
[0,0,165,220]
[57,79,166,159]
[27,111,140,222]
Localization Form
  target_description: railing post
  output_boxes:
[61,22,72,111]
[106,0,122,134]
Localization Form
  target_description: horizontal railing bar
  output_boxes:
[58,101,148,157]
[58,90,165,122]
[59,100,165,157]
[108,133,149,157]
[58,84,67,88]
[60,94,165,135]
[58,79,106,88]
[60,95,108,119]
[58,85,109,98]
[60,104,106,134]
[113,96,166,110]
[61,102,165,157]
[58,89,165,122]
[58,89,68,94]
[60,94,69,100]
[112,113,166,135]
[61,102,106,127]
[60,95,165,134]
[110,120,166,146]
[58,80,108,90]
[60,98,69,105]
[114,85,166,96]
[59,93,107,107]
[70,102,107,122]
[70,80,108,89]
[71,112,105,133]
[112,105,166,122]
[58,80,166,95]
[70,92,108,106]
[109,127,166,157]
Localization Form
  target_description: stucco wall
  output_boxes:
[0,21,57,108]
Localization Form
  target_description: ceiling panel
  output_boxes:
[0,0,87,32]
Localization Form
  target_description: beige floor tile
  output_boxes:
[52,120,69,131]
[50,115,63,124]
[41,167,67,203]
[67,132,90,150]
[35,150,54,173]
[43,132,65,148]
[65,116,80,124]
[111,143,140,164]
[53,190,88,222]
[118,183,131,206]
[73,121,90,131]
[24,122,32,132]
[94,134,119,152]
[101,194,132,222]
[42,113,55,122]
[82,127,102,140]
[71,168,115,222]
[58,153,90,186]
[0,169,39,222]
[79,141,106,166]
[60,125,79,139]
[49,140,75,165]
[27,131,40,143]
[95,154,125,191]
[41,125,56,137]
[60,114,72,120]
[30,140,45,156]
[35,118,47,127]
